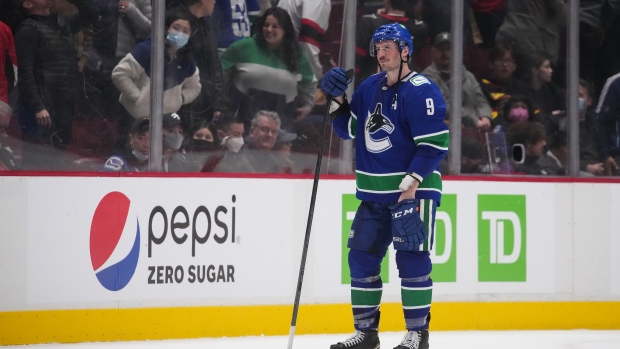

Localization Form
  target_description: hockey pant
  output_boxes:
[347,200,436,331]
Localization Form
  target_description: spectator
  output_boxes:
[14,0,98,169]
[202,112,253,172]
[528,54,565,133]
[51,0,93,74]
[506,120,547,175]
[273,128,297,173]
[461,136,484,174]
[101,116,150,172]
[163,112,193,172]
[111,10,201,120]
[277,0,331,79]
[0,20,17,104]
[243,110,289,173]
[422,0,472,45]
[213,0,260,54]
[470,0,507,48]
[220,7,317,132]
[439,135,484,174]
[495,0,565,81]
[537,131,567,176]
[0,101,17,170]
[178,120,218,171]
[595,73,620,176]
[423,32,492,132]
[166,0,221,125]
[479,42,532,118]
[355,0,429,86]
[492,94,538,133]
[82,0,151,120]
[555,0,620,88]
[577,79,605,176]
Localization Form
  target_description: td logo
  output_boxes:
[90,192,140,291]
[478,194,526,282]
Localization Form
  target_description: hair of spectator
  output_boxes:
[501,94,538,123]
[251,110,282,129]
[188,120,218,143]
[254,7,301,73]
[461,137,483,160]
[216,110,244,130]
[507,121,546,147]
[530,53,552,70]
[489,42,515,63]
[547,131,567,151]
[579,78,593,99]
[164,9,194,61]
[0,100,12,116]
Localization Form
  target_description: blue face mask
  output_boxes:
[166,31,189,49]
[578,97,586,114]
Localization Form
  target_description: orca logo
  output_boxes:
[90,192,140,291]
[365,103,395,153]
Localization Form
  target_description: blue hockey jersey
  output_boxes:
[332,71,449,203]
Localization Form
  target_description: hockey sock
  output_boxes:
[351,274,382,330]
[401,274,432,330]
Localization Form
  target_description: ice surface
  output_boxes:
[3,330,620,349]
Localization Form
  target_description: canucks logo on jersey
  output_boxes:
[364,103,395,153]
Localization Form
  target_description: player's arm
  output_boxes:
[405,80,449,182]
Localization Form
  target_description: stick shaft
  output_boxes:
[287,100,330,349]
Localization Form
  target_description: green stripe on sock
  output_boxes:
[401,287,433,307]
[351,288,383,307]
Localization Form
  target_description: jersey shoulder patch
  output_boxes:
[409,75,431,86]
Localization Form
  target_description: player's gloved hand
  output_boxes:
[389,199,427,251]
[320,67,352,97]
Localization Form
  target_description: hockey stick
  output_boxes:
[287,69,354,349]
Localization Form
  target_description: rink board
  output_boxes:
[1,175,620,344]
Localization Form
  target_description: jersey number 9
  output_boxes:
[426,98,434,115]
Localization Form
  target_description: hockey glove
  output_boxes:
[320,67,353,97]
[389,199,427,251]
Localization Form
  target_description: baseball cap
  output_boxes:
[434,32,451,47]
[162,112,182,129]
[130,117,150,134]
[277,129,297,143]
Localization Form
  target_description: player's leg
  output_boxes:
[393,199,437,349]
[331,201,392,349]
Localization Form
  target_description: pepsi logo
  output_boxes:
[90,192,140,291]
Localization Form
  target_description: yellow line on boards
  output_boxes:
[1,302,620,345]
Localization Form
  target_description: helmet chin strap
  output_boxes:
[391,49,407,110]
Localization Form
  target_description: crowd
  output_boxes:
[0,0,619,176]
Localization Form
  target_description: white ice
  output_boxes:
[3,330,620,349]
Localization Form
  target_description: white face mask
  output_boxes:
[132,149,149,162]
[165,133,184,150]
[224,136,244,153]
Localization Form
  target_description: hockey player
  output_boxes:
[319,23,448,349]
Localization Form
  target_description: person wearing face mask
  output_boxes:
[492,95,539,133]
[101,116,151,172]
[202,111,255,172]
[162,112,194,172]
[175,120,218,171]
[111,9,202,126]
